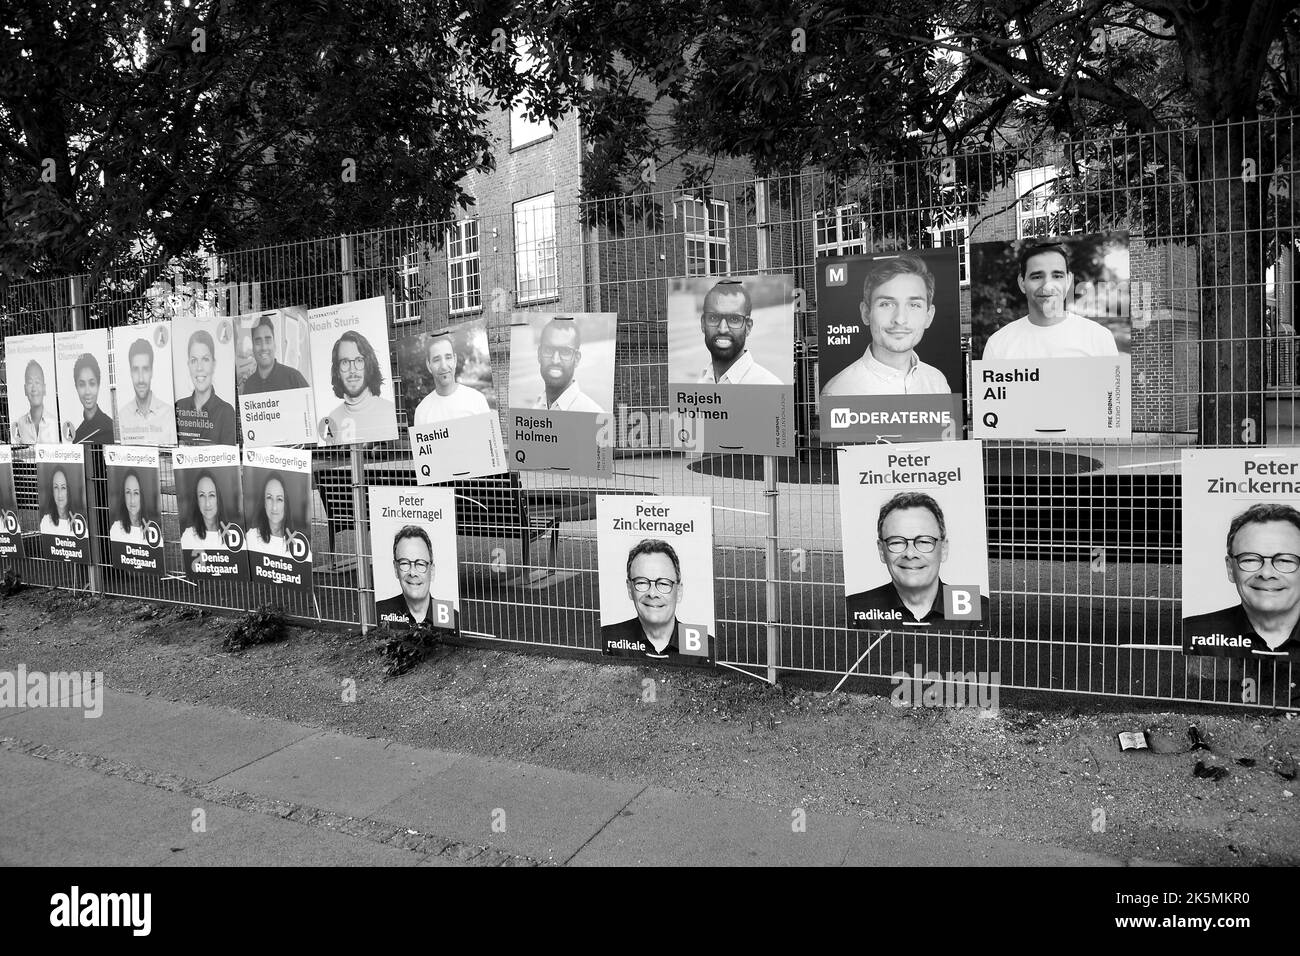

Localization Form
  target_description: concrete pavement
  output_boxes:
[0,688,1164,867]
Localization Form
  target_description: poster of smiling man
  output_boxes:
[113,321,178,446]
[816,248,965,443]
[104,445,165,577]
[0,446,23,560]
[173,311,238,445]
[236,306,315,446]
[507,313,616,477]
[367,486,459,633]
[1182,449,1300,660]
[665,275,795,457]
[35,443,90,564]
[5,333,61,445]
[970,233,1131,439]
[837,440,990,630]
[596,495,714,665]
[308,296,399,446]
[54,328,116,444]
[174,445,248,583]
[241,446,313,594]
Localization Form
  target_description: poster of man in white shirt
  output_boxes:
[506,313,616,477]
[971,233,1131,439]
[398,319,504,485]
[5,333,62,445]
[665,275,795,456]
[307,296,399,446]
[816,248,965,443]
[113,321,178,446]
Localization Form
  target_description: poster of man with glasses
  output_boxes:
[308,296,398,446]
[507,313,616,477]
[596,495,714,664]
[665,275,795,456]
[837,441,989,629]
[367,486,458,633]
[1182,449,1300,660]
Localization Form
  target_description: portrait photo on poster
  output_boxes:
[174,446,247,581]
[595,495,714,664]
[236,307,315,446]
[113,321,178,446]
[103,445,165,576]
[837,440,990,629]
[666,275,793,386]
[242,446,312,591]
[0,446,22,559]
[507,313,616,414]
[308,296,399,445]
[173,312,239,445]
[1181,449,1300,660]
[366,486,459,632]
[6,333,61,445]
[35,444,89,563]
[54,328,116,444]
[398,319,497,426]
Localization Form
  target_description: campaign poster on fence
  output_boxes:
[0,446,23,560]
[507,313,616,477]
[54,328,116,444]
[399,320,505,484]
[113,321,178,446]
[665,275,795,456]
[241,446,312,593]
[173,311,239,446]
[236,306,315,446]
[970,233,1131,439]
[174,445,248,582]
[816,248,965,443]
[308,296,399,446]
[837,440,990,629]
[103,445,165,577]
[595,495,714,664]
[366,486,459,633]
[6,333,61,445]
[1181,448,1300,660]
[35,443,90,564]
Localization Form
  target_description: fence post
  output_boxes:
[339,234,372,633]
[755,180,779,685]
[69,275,103,596]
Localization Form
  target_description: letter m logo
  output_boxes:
[825,265,847,287]
[830,408,851,429]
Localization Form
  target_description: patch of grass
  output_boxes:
[222,605,288,652]
[376,623,445,677]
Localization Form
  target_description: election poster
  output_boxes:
[970,233,1131,439]
[506,312,616,477]
[0,446,24,560]
[174,445,248,582]
[398,319,505,484]
[54,328,116,444]
[6,333,61,445]
[816,248,965,443]
[236,306,315,446]
[308,296,399,446]
[103,445,165,577]
[173,311,239,445]
[1181,449,1300,660]
[242,445,313,593]
[35,443,90,564]
[596,494,714,664]
[366,486,459,633]
[837,440,990,630]
[665,275,795,457]
[113,321,178,446]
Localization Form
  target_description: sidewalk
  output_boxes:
[0,689,1169,867]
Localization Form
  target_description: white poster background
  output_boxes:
[5,333,61,445]
[53,328,115,444]
[367,486,459,613]
[113,321,178,446]
[307,296,399,445]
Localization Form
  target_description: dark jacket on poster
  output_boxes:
[846,579,989,628]
[1182,603,1300,658]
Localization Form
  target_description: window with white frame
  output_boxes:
[510,44,552,149]
[682,197,730,276]
[513,193,558,304]
[447,219,481,314]
[815,203,866,256]
[1016,165,1060,239]
[392,253,422,323]
[927,216,970,285]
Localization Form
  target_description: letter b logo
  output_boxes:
[433,600,454,626]
[677,623,707,656]
[943,585,982,621]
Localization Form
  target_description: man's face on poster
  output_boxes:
[1018,250,1072,320]
[253,323,277,373]
[537,324,580,392]
[25,365,45,408]
[877,507,949,592]
[75,366,99,411]
[130,351,153,401]
[700,290,752,363]
[862,272,935,357]
[626,551,680,629]
[426,336,457,392]
[337,339,367,399]
[395,536,433,604]
[1225,520,1300,619]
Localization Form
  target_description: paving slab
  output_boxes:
[371,754,643,864]
[215,731,464,816]
[0,747,106,819]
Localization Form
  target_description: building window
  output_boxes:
[447,219,481,314]
[1016,165,1061,239]
[393,253,422,323]
[510,45,552,149]
[927,217,970,285]
[815,203,865,256]
[514,193,558,304]
[682,198,730,276]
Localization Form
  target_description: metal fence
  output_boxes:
[3,113,1299,711]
